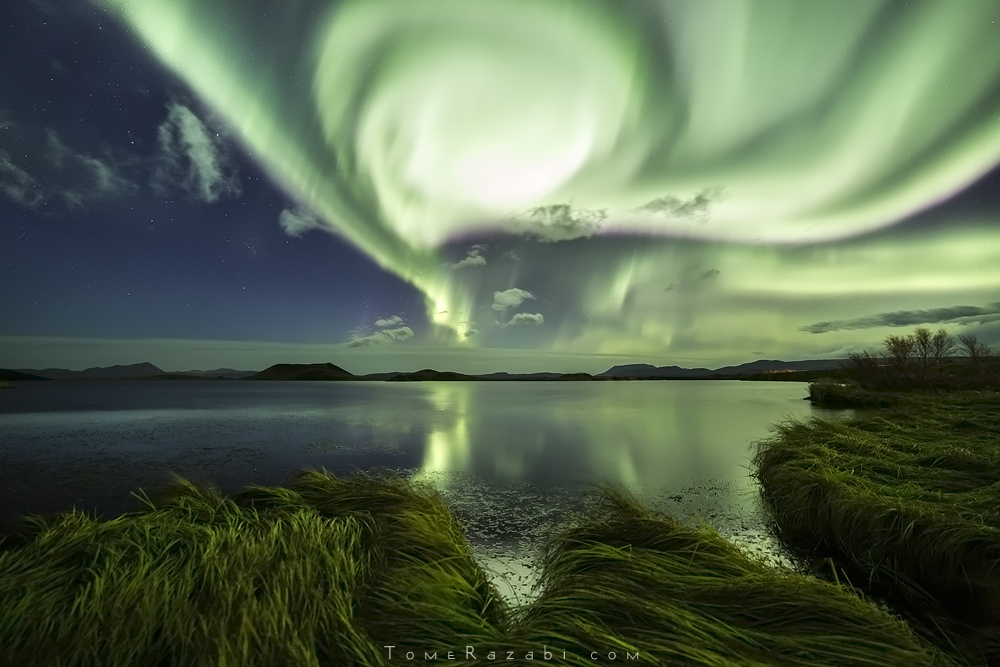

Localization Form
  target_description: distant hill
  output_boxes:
[17,362,165,380]
[361,371,406,381]
[385,369,478,382]
[173,368,257,379]
[599,359,847,379]
[12,358,849,383]
[0,369,49,381]
[383,369,602,382]
[248,363,356,381]
[477,371,565,381]
[598,364,712,378]
[714,359,849,376]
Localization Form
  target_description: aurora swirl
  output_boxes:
[97,0,1000,352]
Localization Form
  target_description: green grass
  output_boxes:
[504,490,948,666]
[752,391,1000,664]
[808,381,897,408]
[0,470,504,666]
[0,472,953,666]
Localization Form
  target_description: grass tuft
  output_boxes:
[500,489,949,666]
[0,469,503,666]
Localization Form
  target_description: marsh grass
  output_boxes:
[501,490,949,666]
[0,471,954,666]
[0,470,504,666]
[752,392,1000,664]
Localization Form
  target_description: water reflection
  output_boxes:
[408,381,812,498]
[1,379,833,603]
[0,380,822,511]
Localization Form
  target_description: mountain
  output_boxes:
[17,362,165,380]
[599,359,847,378]
[172,368,257,379]
[598,364,712,378]
[385,369,478,381]
[712,359,849,375]
[12,358,849,383]
[79,362,165,379]
[0,369,49,381]
[361,371,407,380]
[476,371,565,380]
[383,370,601,381]
[248,363,357,381]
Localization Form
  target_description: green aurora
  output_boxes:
[95,0,1000,368]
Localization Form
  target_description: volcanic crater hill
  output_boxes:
[247,363,357,381]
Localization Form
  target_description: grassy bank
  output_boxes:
[752,391,1000,664]
[808,381,897,408]
[0,472,951,665]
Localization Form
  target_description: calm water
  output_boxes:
[0,380,838,602]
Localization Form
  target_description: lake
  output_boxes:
[0,380,839,603]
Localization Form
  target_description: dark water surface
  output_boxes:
[0,380,838,602]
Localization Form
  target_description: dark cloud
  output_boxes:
[801,303,1000,333]
[0,122,137,210]
[662,268,717,293]
[507,203,606,242]
[699,268,720,281]
[633,186,723,222]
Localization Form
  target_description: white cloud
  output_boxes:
[451,254,486,269]
[507,313,544,326]
[450,243,488,269]
[279,207,324,237]
[153,103,240,203]
[492,288,535,312]
[0,124,136,210]
[374,315,405,328]
[347,315,413,347]
[347,326,414,347]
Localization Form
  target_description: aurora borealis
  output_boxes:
[2,0,1000,373]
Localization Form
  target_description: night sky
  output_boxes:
[2,0,999,374]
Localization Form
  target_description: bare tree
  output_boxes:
[847,327,958,389]
[917,328,955,381]
[846,350,882,388]
[883,334,915,385]
[957,332,994,377]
